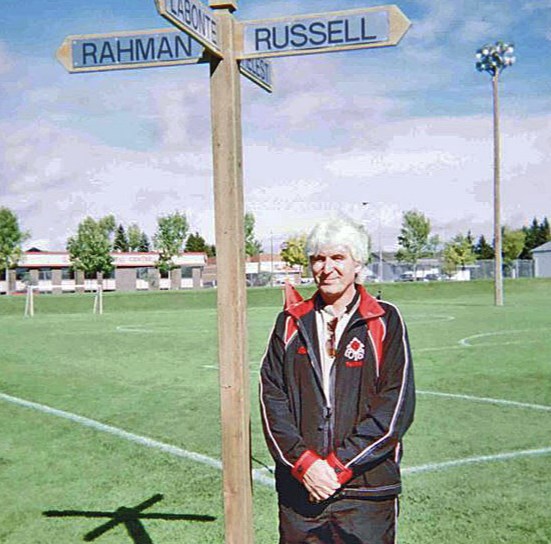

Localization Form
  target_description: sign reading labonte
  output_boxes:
[156,0,221,56]
[239,5,410,59]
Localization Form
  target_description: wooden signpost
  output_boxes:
[56,1,410,541]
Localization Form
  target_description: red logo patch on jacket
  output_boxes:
[297,346,307,355]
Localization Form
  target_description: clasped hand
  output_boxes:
[303,459,340,502]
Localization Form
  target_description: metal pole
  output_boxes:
[378,211,383,282]
[270,231,274,287]
[209,5,254,544]
[492,73,504,306]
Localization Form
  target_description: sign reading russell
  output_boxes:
[240,6,410,59]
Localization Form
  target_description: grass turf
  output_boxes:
[0,278,550,543]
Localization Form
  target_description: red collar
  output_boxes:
[285,284,384,320]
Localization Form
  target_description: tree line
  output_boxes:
[278,210,550,274]
[0,207,263,288]
[1,205,549,289]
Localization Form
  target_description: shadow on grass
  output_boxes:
[43,493,216,543]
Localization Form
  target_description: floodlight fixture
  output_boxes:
[476,41,516,77]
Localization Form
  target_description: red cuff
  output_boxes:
[326,452,354,485]
[291,450,321,483]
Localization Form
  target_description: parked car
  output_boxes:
[396,272,414,282]
[424,273,442,281]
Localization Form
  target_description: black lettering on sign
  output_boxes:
[191,4,199,29]
[99,42,116,64]
[117,39,134,62]
[344,19,360,43]
[169,0,184,18]
[290,23,308,48]
[157,36,173,59]
[327,20,344,44]
[361,17,377,41]
[272,26,289,50]
[184,0,192,23]
[308,22,327,46]
[255,28,272,51]
[82,43,98,65]
[136,38,155,61]
[175,34,192,57]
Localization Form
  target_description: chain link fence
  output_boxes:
[469,260,534,280]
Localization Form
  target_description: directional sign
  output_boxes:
[155,0,222,57]
[238,58,273,93]
[56,28,206,73]
[238,5,410,60]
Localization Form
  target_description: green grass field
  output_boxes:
[1,279,550,543]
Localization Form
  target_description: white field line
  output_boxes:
[417,390,551,412]
[416,327,550,352]
[408,315,455,324]
[403,447,551,474]
[0,392,274,489]
[2,392,550,487]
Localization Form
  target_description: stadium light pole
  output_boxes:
[476,41,516,306]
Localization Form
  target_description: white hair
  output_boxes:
[306,217,369,265]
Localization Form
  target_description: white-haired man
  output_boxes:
[260,218,415,543]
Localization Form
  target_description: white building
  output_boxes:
[0,250,207,294]
[532,241,551,278]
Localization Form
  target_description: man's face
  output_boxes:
[310,244,360,302]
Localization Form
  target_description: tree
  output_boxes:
[186,231,207,252]
[67,216,114,280]
[539,217,551,246]
[244,212,263,257]
[502,227,525,266]
[280,235,308,268]
[442,234,476,276]
[98,214,116,247]
[127,223,142,251]
[139,232,151,252]
[153,212,189,273]
[185,231,216,257]
[395,210,438,274]
[474,234,494,260]
[113,224,129,252]
[520,217,551,259]
[0,207,29,294]
[466,230,475,252]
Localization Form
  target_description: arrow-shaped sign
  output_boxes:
[238,5,411,60]
[239,58,273,93]
[155,0,222,57]
[56,28,207,73]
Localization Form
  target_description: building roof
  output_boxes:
[532,241,551,253]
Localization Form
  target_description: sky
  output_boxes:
[1,0,550,252]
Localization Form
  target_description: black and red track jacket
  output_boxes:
[260,285,415,508]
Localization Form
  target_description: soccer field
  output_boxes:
[1,279,550,543]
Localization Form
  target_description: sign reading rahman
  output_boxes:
[155,0,221,57]
[239,6,410,59]
[56,29,205,73]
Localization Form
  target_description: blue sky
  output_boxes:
[1,0,550,251]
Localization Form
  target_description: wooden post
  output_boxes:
[209,4,254,544]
